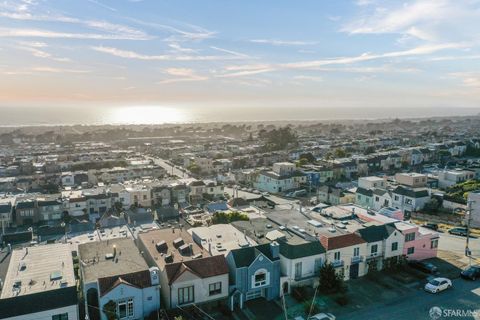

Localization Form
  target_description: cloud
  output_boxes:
[30,66,91,73]
[210,46,251,58]
[0,28,149,40]
[293,75,323,82]
[92,46,250,61]
[158,68,207,84]
[128,19,216,41]
[250,39,317,46]
[219,42,464,78]
[15,41,71,62]
[86,0,117,12]
[450,72,480,88]
[341,0,479,43]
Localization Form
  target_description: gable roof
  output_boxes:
[356,187,373,197]
[98,270,152,296]
[356,223,397,243]
[164,255,228,285]
[393,186,429,198]
[278,240,325,259]
[230,243,278,268]
[319,233,366,250]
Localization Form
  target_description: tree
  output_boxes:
[318,263,345,294]
[423,198,441,214]
[333,148,348,158]
[211,211,249,224]
[299,152,316,163]
[364,146,376,155]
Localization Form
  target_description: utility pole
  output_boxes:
[465,200,474,266]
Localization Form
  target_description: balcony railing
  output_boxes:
[351,256,364,264]
[331,260,344,268]
[365,252,383,261]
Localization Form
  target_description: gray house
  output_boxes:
[226,242,281,310]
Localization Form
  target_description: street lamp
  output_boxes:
[60,222,66,244]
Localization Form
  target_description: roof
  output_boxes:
[138,227,208,269]
[0,287,77,319]
[278,239,325,259]
[230,243,279,268]
[78,238,149,284]
[393,186,429,198]
[319,233,366,250]
[0,203,12,214]
[356,223,397,243]
[164,255,228,285]
[356,187,373,197]
[98,270,152,296]
[0,243,75,299]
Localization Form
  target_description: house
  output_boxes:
[358,176,386,189]
[355,187,373,208]
[391,186,430,216]
[37,198,63,222]
[14,198,38,225]
[254,162,307,194]
[190,224,257,255]
[79,238,161,320]
[230,218,325,291]
[372,189,393,211]
[394,222,439,261]
[137,228,230,309]
[437,169,475,189]
[395,172,427,188]
[356,223,405,272]
[170,183,189,204]
[226,243,281,310]
[0,201,13,229]
[0,244,78,320]
[151,185,171,207]
[319,233,367,280]
[318,186,355,205]
[188,180,206,203]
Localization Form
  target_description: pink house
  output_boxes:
[394,222,439,261]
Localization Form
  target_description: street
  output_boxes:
[339,278,480,320]
[151,157,191,178]
[439,232,480,264]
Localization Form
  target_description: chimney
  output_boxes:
[208,242,212,255]
[270,241,280,259]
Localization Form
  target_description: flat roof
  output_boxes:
[138,227,208,270]
[189,224,257,255]
[78,238,148,284]
[1,243,75,299]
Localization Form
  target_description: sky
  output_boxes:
[0,0,480,110]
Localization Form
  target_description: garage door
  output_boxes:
[245,289,262,301]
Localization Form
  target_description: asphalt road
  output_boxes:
[151,157,191,178]
[339,278,480,320]
[439,232,480,261]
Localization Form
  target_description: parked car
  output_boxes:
[421,223,439,231]
[460,265,480,280]
[408,260,439,274]
[424,277,452,293]
[448,227,468,236]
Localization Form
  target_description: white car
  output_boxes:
[309,313,336,320]
[424,277,452,293]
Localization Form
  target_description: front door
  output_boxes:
[349,263,359,279]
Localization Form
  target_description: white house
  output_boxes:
[319,232,368,280]
[138,228,230,309]
[79,238,161,320]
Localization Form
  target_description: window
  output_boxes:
[294,262,302,280]
[431,239,438,249]
[375,196,380,202]
[52,313,68,320]
[391,242,398,251]
[334,251,341,261]
[394,195,399,201]
[209,282,222,296]
[353,247,360,257]
[254,271,267,286]
[405,232,416,242]
[178,286,194,305]
[118,301,127,319]
[407,247,415,255]
[371,244,378,254]
[405,198,413,205]
[127,299,134,317]
[314,258,322,274]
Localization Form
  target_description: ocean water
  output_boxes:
[0,105,478,126]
